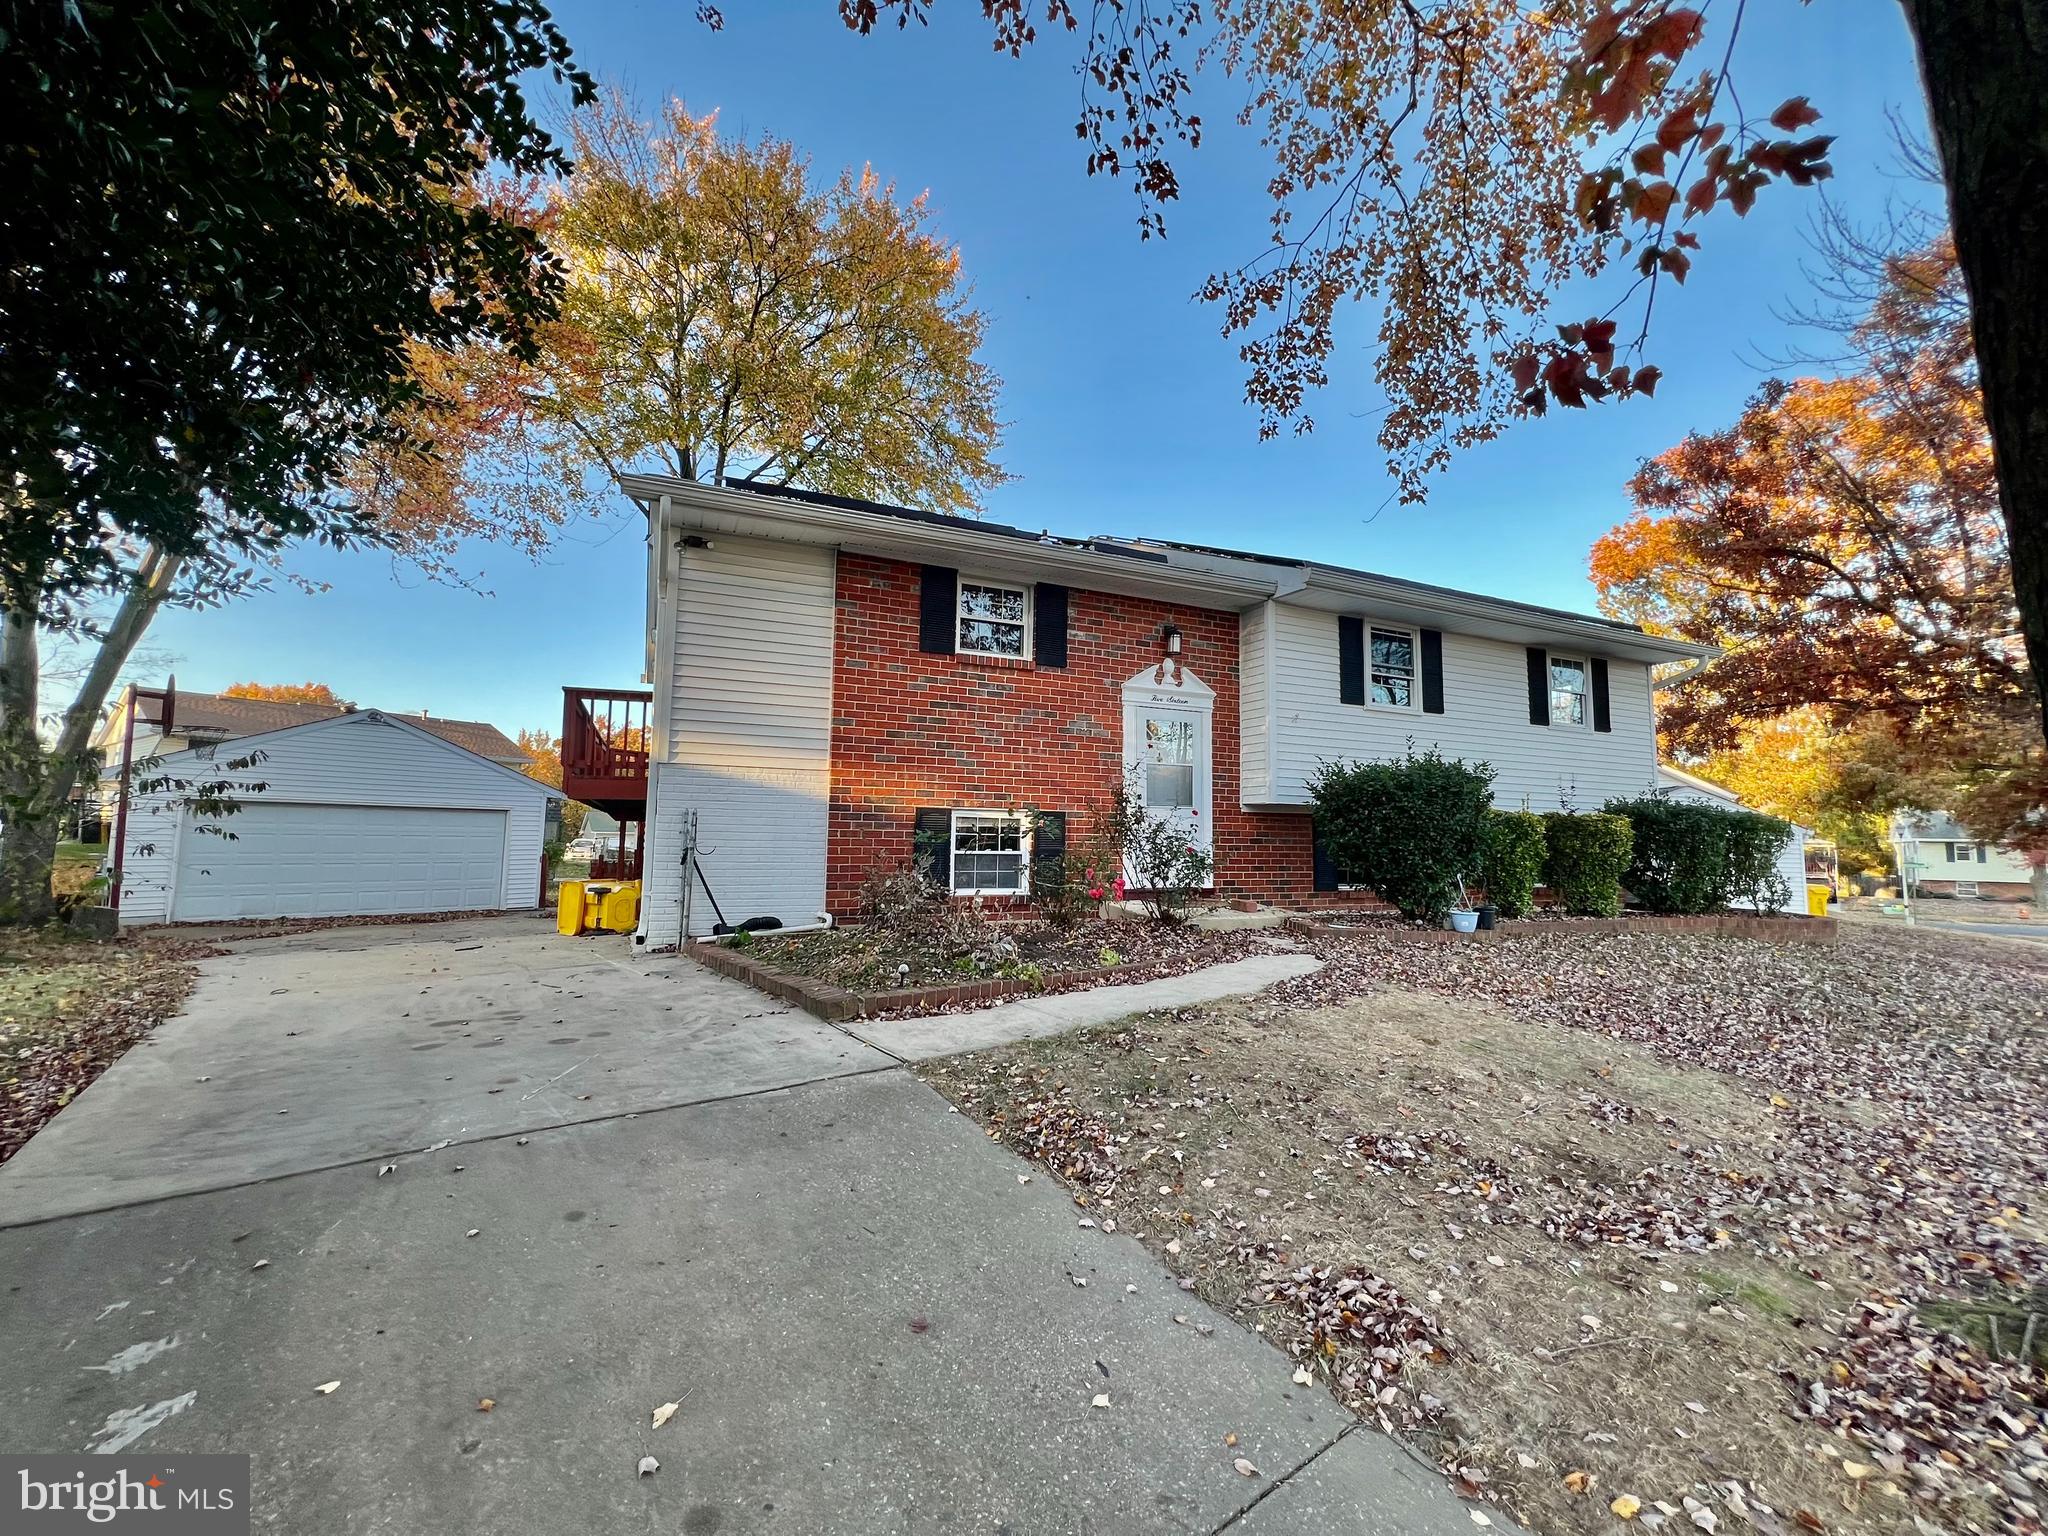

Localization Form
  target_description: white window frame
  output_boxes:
[955,576,1032,661]
[948,809,1033,897]
[1548,654,1591,730]
[1366,622,1421,712]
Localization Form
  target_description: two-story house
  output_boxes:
[596,477,1714,947]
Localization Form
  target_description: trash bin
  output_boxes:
[1805,883,1831,918]
[556,879,587,936]
[597,881,642,933]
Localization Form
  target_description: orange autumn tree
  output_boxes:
[1590,232,2046,866]
[515,728,586,842]
[221,681,349,707]
[824,3,2048,739]
[356,94,1009,531]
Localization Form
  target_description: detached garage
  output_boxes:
[115,710,563,925]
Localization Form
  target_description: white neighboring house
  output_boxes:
[1655,764,1809,912]
[114,710,562,925]
[1890,810,2039,902]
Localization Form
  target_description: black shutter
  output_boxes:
[1420,629,1445,715]
[1029,811,1067,891]
[1591,658,1612,733]
[1311,826,1340,892]
[1338,616,1365,705]
[1034,584,1069,668]
[1979,845,1989,864]
[1525,647,1549,726]
[918,566,957,654]
[913,807,953,889]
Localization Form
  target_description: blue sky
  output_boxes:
[132,0,1934,741]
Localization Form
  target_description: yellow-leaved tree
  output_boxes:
[357,93,1007,525]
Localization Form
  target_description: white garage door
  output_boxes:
[170,803,507,921]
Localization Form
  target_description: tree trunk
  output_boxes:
[1902,1,2048,735]
[0,601,58,923]
[0,545,185,925]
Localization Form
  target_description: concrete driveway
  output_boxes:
[0,917,1484,1535]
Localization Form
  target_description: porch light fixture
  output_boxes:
[1159,622,1184,658]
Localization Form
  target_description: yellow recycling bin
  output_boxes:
[556,880,588,936]
[1805,883,1831,918]
[597,881,642,933]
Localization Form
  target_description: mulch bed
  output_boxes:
[715,918,1282,1021]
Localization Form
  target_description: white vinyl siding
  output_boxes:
[1238,606,1274,803]
[640,534,836,945]
[1260,605,1660,812]
[114,713,553,925]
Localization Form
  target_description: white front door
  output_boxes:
[1139,707,1206,847]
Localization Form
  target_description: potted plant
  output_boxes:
[1447,877,1480,934]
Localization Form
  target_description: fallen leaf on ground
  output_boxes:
[1612,1494,1642,1519]
[1564,1470,1595,1494]
[1091,1393,1111,1409]
[1292,1366,1313,1386]
[651,1402,681,1430]
[314,1381,339,1395]
[1233,1457,1259,1477]
[637,1455,658,1477]
[477,1398,494,1413]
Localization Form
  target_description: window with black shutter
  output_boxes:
[1338,617,1365,706]
[918,567,958,654]
[1033,585,1069,668]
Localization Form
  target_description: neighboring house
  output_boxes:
[607,477,1718,945]
[1890,811,2039,901]
[92,687,533,774]
[114,710,562,924]
[1656,764,1810,910]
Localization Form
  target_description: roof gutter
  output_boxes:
[618,474,1282,606]
[1297,569,1719,665]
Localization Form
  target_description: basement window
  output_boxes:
[951,810,1030,895]
[957,579,1030,659]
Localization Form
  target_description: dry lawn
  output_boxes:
[1,927,201,1163]
[917,925,2048,1536]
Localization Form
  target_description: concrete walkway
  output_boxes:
[848,950,1324,1059]
[0,918,1482,1536]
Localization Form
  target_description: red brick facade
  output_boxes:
[826,553,1319,916]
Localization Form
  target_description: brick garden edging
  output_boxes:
[687,939,1184,1024]
[1282,911,1838,946]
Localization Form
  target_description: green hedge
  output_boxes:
[1308,749,1495,923]
[1605,795,1795,914]
[1605,796,1729,914]
[1542,812,1633,917]
[1479,809,1546,919]
[1723,810,1795,913]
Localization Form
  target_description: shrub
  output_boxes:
[1098,772,1212,921]
[1024,808,1101,929]
[1605,796,1730,914]
[1542,812,1633,916]
[1722,810,1794,913]
[1478,810,1547,919]
[1309,749,1495,923]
